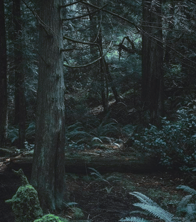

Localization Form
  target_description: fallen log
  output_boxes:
[1,150,159,174]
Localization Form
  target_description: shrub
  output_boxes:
[132,105,196,169]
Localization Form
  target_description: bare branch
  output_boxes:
[21,0,54,37]
[60,1,82,9]
[79,1,140,31]
[63,41,113,68]
[62,4,108,21]
[63,35,98,46]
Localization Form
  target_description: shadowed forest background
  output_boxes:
[1,0,196,221]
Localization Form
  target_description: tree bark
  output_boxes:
[141,0,163,125]
[13,0,26,149]
[0,0,7,146]
[31,0,66,212]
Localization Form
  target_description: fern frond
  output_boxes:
[67,122,83,130]
[101,136,113,143]
[88,167,102,177]
[176,194,192,213]
[89,167,110,183]
[177,185,196,195]
[184,203,196,222]
[119,217,150,222]
[91,137,103,143]
[129,210,148,216]
[67,130,91,138]
[130,192,159,207]
[26,122,35,136]
[133,203,174,222]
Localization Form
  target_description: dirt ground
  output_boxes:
[0,169,188,222]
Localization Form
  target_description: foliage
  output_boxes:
[7,126,19,143]
[120,185,196,222]
[7,122,35,149]
[5,169,43,222]
[132,104,196,169]
[34,214,68,222]
[26,122,35,140]
[69,207,84,220]
[66,117,122,149]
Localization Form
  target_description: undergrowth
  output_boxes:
[120,185,196,222]
[132,103,196,171]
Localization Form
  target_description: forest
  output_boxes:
[1,0,196,221]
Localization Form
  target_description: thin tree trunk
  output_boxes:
[105,60,119,102]
[31,0,66,211]
[13,0,26,148]
[0,0,7,146]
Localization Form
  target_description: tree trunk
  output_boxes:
[0,0,7,146]
[31,0,66,212]
[13,0,26,149]
[141,0,163,125]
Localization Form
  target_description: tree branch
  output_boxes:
[59,1,83,9]
[63,41,113,68]
[79,1,140,31]
[62,4,108,21]
[63,35,99,46]
[21,0,54,37]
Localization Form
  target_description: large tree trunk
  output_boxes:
[31,0,66,212]
[13,0,26,149]
[0,0,7,146]
[141,0,163,125]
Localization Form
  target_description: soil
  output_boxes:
[0,168,188,222]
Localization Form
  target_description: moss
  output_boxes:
[71,207,84,219]
[5,171,43,222]
[34,214,69,222]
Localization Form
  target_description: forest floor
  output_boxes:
[0,95,191,221]
[66,170,186,222]
[0,166,188,222]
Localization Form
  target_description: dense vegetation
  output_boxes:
[1,0,196,220]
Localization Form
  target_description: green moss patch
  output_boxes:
[34,214,69,222]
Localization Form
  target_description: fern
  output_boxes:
[120,217,149,222]
[88,167,110,184]
[129,191,174,222]
[66,122,92,144]
[93,120,120,138]
[177,185,196,195]
[176,195,193,214]
[120,186,196,222]
[175,185,196,221]
[133,203,173,222]
[66,120,120,146]
[26,122,35,138]
[130,192,160,207]
[7,126,19,143]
